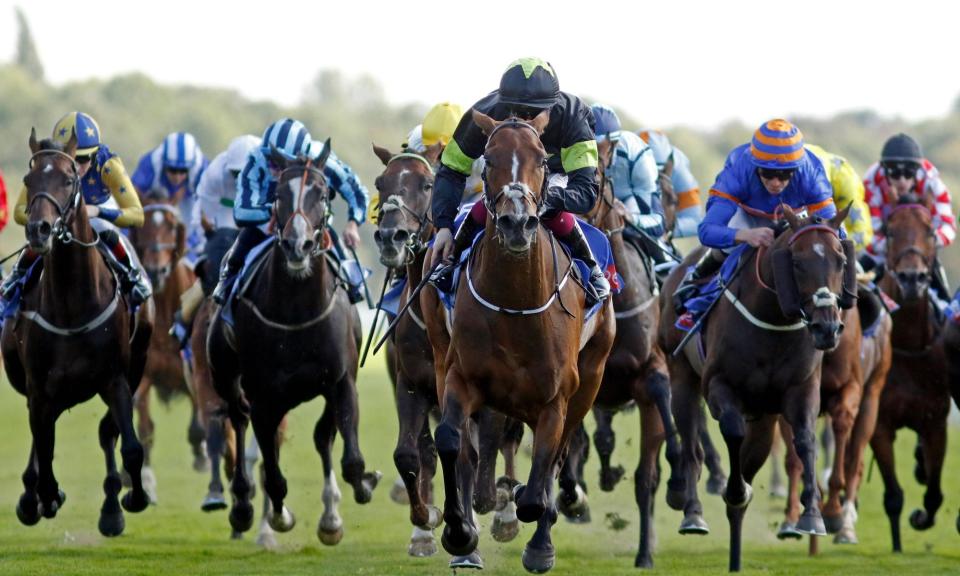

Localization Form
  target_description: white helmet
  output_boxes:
[225,135,261,173]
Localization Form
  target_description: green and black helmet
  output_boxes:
[497,57,560,110]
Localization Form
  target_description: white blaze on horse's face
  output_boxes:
[500,152,530,217]
[282,177,316,277]
[42,164,53,174]
[152,210,164,226]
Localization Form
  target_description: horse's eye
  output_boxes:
[423,182,433,191]
[374,177,383,191]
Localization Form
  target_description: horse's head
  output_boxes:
[273,139,332,278]
[130,201,184,293]
[23,128,83,254]
[585,138,622,233]
[772,203,856,351]
[884,194,937,301]
[473,109,550,255]
[658,154,678,236]
[370,143,440,268]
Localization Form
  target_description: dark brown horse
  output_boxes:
[207,142,379,546]
[872,197,950,552]
[421,111,616,573]
[660,204,855,571]
[2,130,153,536]
[944,307,960,536]
[778,289,892,544]
[128,199,203,502]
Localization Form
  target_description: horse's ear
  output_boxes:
[175,221,186,257]
[422,142,443,166]
[372,143,393,166]
[313,137,332,168]
[29,127,39,154]
[64,129,78,158]
[782,204,800,230]
[830,201,852,230]
[472,109,498,136]
[662,153,675,178]
[529,109,550,135]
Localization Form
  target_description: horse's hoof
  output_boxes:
[776,521,803,540]
[834,528,858,544]
[705,474,727,496]
[389,478,409,505]
[449,550,484,570]
[421,505,443,530]
[141,467,158,505]
[556,485,590,524]
[722,483,752,509]
[665,481,686,511]
[441,522,479,557]
[408,527,437,557]
[491,501,520,542]
[268,506,296,533]
[823,513,844,534]
[193,455,211,474]
[599,465,626,492]
[256,528,279,551]
[201,492,228,512]
[909,509,935,531]
[634,552,654,569]
[678,514,709,535]
[40,490,66,519]
[230,530,243,541]
[796,511,827,536]
[354,471,381,504]
[229,501,254,533]
[769,484,788,499]
[318,513,344,546]
[98,510,125,537]
[121,490,150,514]
[16,495,40,526]
[522,544,556,574]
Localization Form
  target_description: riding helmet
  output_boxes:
[52,111,101,156]
[422,102,463,147]
[497,57,560,110]
[162,132,202,170]
[749,119,805,169]
[591,104,622,141]
[881,133,922,163]
[261,118,312,161]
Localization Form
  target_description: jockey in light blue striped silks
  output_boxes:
[212,118,370,305]
[132,132,209,270]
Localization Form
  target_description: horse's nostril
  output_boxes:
[373,230,383,243]
[394,230,409,244]
[39,221,51,236]
[523,216,540,233]
[302,239,315,254]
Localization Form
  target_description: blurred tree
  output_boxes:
[14,8,44,82]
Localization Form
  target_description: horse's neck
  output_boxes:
[886,281,937,349]
[42,216,111,318]
[739,247,793,323]
[263,244,334,312]
[473,224,553,309]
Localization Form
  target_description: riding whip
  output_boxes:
[359,267,392,368]
[371,259,449,356]
[348,246,375,309]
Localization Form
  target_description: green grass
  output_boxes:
[0,361,958,575]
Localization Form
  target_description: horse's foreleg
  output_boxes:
[516,398,566,525]
[635,401,664,568]
[592,406,624,492]
[522,466,560,574]
[647,364,684,504]
[707,376,750,572]
[311,400,342,545]
[108,378,150,515]
[436,365,480,557]
[132,378,157,503]
[97,412,125,536]
[870,423,903,552]
[251,404,294,533]
[201,410,229,512]
[333,373,379,504]
[29,401,63,521]
[670,364,707,534]
[226,390,253,534]
[698,403,728,495]
[556,424,590,524]
[16,444,40,527]
[782,380,825,538]
[392,376,436,532]
[777,418,804,540]
[909,423,946,532]
[187,382,209,473]
[473,408,507,515]
[492,417,523,544]
[823,385,859,534]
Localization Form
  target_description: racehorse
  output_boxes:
[207,141,379,545]
[371,142,523,559]
[128,197,203,501]
[557,137,681,568]
[778,287,892,544]
[944,306,960,535]
[660,204,856,571]
[871,196,950,552]
[2,130,153,536]
[421,110,616,573]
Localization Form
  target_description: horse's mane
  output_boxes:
[36,138,65,153]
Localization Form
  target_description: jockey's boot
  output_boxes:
[170,280,203,348]
[673,249,724,315]
[0,249,38,301]
[562,223,611,307]
[212,227,267,305]
[99,231,152,307]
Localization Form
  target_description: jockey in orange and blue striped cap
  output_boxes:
[673,119,837,315]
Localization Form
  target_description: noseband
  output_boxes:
[277,160,331,256]
[377,153,435,263]
[481,119,548,227]
[26,149,98,247]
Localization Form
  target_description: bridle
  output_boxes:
[377,153,435,264]
[140,204,184,285]
[26,149,99,247]
[480,119,548,230]
[886,203,936,273]
[277,159,332,257]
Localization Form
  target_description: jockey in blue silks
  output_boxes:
[673,119,837,316]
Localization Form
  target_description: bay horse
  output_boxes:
[660,204,855,571]
[2,130,153,536]
[207,141,379,546]
[371,142,524,558]
[421,110,616,573]
[128,197,203,502]
[778,287,892,544]
[872,196,950,552]
[555,137,681,568]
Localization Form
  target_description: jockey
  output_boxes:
[805,144,872,253]
[430,57,610,304]
[3,111,152,306]
[212,118,370,305]
[0,168,8,233]
[862,133,955,300]
[591,104,673,265]
[673,119,836,312]
[131,132,209,270]
[638,130,702,239]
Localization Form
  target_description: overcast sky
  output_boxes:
[1,0,957,130]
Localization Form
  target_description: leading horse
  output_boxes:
[421,110,616,573]
[2,130,153,536]
[207,142,380,546]
[660,204,855,572]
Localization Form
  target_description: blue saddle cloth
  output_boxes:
[1,258,41,321]
[675,244,749,332]
[381,277,407,320]
[430,204,620,322]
